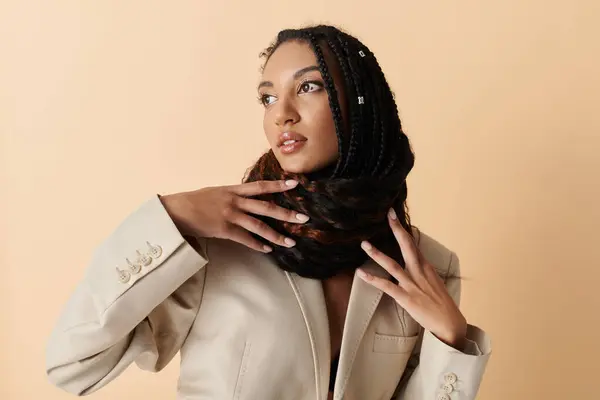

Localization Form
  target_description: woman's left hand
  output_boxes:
[357,208,468,350]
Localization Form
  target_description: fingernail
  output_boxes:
[357,268,372,280]
[295,213,310,222]
[285,180,298,187]
[263,245,272,252]
[361,240,372,251]
[388,208,397,220]
[284,237,296,247]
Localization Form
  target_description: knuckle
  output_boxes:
[221,205,235,219]
[257,181,267,192]
[381,280,396,293]
[383,279,396,289]
[251,218,267,231]
[405,282,420,294]
[229,195,240,207]
[264,201,276,212]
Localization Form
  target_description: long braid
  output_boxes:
[340,34,383,176]
[303,32,348,178]
[330,31,373,178]
[324,36,361,178]
[342,34,389,176]
[369,51,410,176]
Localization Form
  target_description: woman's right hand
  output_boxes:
[160,179,309,253]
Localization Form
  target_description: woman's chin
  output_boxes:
[280,159,337,178]
[280,162,315,175]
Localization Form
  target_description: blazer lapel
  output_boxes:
[286,260,391,400]
[333,260,391,400]
[285,272,331,400]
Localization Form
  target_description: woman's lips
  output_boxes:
[277,131,308,155]
[279,139,307,155]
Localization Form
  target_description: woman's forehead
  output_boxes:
[261,40,342,84]
[261,41,318,78]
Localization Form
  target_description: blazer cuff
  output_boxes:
[423,324,491,356]
[84,194,208,313]
[419,324,491,399]
[455,324,490,356]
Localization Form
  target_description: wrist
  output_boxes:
[447,335,468,351]
[436,320,468,350]
[434,331,467,351]
[160,193,191,236]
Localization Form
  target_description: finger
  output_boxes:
[236,197,310,224]
[232,212,296,248]
[423,262,448,290]
[232,180,298,197]
[356,268,410,305]
[227,225,274,253]
[360,241,412,287]
[387,208,421,268]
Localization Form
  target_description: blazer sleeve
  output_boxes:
[392,252,492,400]
[45,195,210,396]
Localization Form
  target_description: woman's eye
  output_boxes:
[259,94,276,106]
[299,82,321,94]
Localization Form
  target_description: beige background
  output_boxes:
[2,1,599,399]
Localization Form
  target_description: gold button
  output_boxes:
[116,267,131,284]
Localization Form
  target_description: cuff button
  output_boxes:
[116,267,131,284]
[444,372,458,384]
[146,241,163,259]
[136,250,153,266]
[126,258,142,274]
[442,383,454,394]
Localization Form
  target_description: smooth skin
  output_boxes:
[258,40,346,174]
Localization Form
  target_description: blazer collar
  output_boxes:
[286,259,391,400]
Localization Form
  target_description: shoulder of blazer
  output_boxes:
[410,225,456,278]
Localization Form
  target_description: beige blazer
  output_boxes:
[45,195,491,400]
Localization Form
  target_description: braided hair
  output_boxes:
[243,25,416,280]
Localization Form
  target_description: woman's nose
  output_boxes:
[274,100,300,127]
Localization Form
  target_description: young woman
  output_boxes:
[46,25,491,400]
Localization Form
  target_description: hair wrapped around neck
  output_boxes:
[244,25,415,280]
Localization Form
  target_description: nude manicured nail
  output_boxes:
[263,245,273,253]
[284,237,296,247]
[361,241,372,251]
[285,180,298,187]
[388,208,397,220]
[295,213,310,222]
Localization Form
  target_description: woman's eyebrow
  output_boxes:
[293,65,320,79]
[257,65,320,90]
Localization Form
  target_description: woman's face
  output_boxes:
[258,40,346,174]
